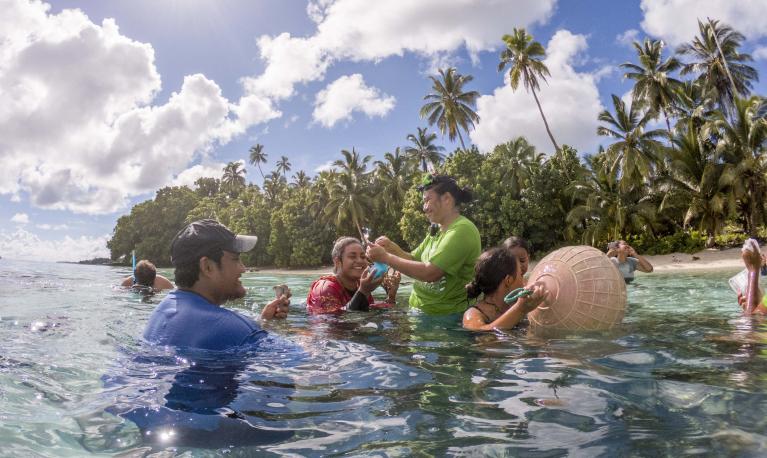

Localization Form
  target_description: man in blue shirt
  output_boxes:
[143,219,290,350]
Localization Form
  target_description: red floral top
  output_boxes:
[306,275,391,314]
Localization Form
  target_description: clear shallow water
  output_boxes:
[2,260,767,456]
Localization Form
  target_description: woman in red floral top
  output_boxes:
[306,237,400,314]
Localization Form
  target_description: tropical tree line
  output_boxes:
[108,19,767,267]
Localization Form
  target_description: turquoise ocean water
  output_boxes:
[1,259,767,456]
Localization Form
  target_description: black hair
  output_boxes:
[134,260,157,287]
[503,236,531,256]
[174,248,224,288]
[465,246,518,300]
[420,175,473,206]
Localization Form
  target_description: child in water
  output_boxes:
[462,245,548,331]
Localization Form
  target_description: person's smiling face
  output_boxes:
[336,242,367,282]
[422,189,452,225]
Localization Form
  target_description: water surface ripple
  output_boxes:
[1,260,766,456]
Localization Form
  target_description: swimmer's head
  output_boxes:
[331,237,366,279]
[466,246,519,300]
[134,260,157,287]
[418,174,473,224]
[503,236,530,276]
[418,174,473,205]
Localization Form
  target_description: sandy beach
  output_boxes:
[249,246,752,276]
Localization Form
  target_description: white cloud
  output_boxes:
[471,30,604,154]
[754,45,767,61]
[11,212,29,224]
[640,0,767,46]
[36,223,68,230]
[314,160,336,173]
[313,74,395,128]
[616,29,640,48]
[0,1,277,215]
[0,227,108,262]
[245,0,556,100]
[170,162,226,188]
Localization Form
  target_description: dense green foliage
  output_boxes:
[109,20,767,267]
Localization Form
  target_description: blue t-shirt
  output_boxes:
[143,289,267,351]
[610,257,639,282]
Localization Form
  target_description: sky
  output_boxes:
[1,0,767,261]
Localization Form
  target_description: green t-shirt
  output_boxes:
[409,215,481,315]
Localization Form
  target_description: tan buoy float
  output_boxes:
[527,245,626,331]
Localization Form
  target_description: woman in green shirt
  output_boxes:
[366,174,481,315]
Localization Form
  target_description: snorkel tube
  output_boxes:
[131,250,136,284]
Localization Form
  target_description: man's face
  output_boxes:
[336,243,367,281]
[209,250,247,302]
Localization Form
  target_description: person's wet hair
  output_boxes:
[465,246,518,300]
[174,248,224,288]
[418,174,473,206]
[134,260,158,287]
[503,236,531,256]
[331,237,363,273]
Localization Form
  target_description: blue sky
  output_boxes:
[1,0,766,261]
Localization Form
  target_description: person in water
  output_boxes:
[121,259,174,291]
[306,237,400,314]
[462,246,548,331]
[737,243,767,315]
[143,219,289,351]
[606,240,653,283]
[503,236,531,277]
[366,174,481,315]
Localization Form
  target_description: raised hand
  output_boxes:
[359,266,385,295]
[516,284,549,314]
[261,295,290,320]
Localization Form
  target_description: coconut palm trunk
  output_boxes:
[456,130,467,151]
[531,87,559,152]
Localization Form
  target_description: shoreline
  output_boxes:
[246,246,751,276]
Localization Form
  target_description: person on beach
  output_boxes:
[366,174,481,316]
[306,237,400,314]
[462,246,548,331]
[503,236,531,277]
[607,240,653,283]
[142,219,289,351]
[121,259,174,291]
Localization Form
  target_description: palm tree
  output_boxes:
[276,155,292,180]
[291,170,311,188]
[248,144,268,179]
[374,147,412,214]
[324,148,373,238]
[677,19,758,116]
[621,38,682,140]
[708,96,767,235]
[405,127,445,172]
[597,94,666,192]
[491,137,544,198]
[262,170,286,203]
[419,67,480,150]
[221,161,246,195]
[498,28,559,151]
[656,119,735,244]
[567,153,658,245]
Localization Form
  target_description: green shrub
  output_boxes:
[626,230,706,255]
